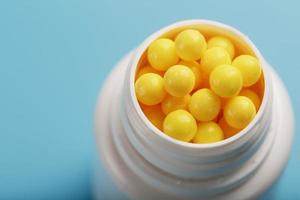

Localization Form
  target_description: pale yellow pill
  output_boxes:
[143,105,165,131]
[189,88,221,122]
[218,117,240,138]
[232,55,261,87]
[207,36,235,59]
[239,89,261,111]
[136,65,164,78]
[192,122,224,144]
[224,96,256,129]
[163,109,197,142]
[210,64,243,98]
[135,73,166,105]
[161,94,191,115]
[179,60,202,90]
[201,47,231,74]
[147,38,179,71]
[164,65,195,97]
[175,29,207,61]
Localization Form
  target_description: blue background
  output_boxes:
[0,0,299,199]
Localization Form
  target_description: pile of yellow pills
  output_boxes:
[135,28,263,144]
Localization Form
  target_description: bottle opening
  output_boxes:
[129,20,269,149]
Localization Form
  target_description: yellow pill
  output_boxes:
[135,73,166,105]
[164,65,195,97]
[147,38,179,71]
[248,75,265,98]
[161,94,191,115]
[175,29,207,61]
[232,55,261,87]
[239,89,261,111]
[207,36,235,59]
[143,105,165,131]
[218,117,240,138]
[200,47,231,74]
[210,64,243,98]
[189,88,221,121]
[192,122,224,144]
[179,60,202,90]
[136,65,164,78]
[163,109,197,142]
[224,96,256,129]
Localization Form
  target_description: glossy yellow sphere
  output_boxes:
[248,76,265,99]
[192,122,224,144]
[163,109,197,142]
[136,65,164,78]
[161,94,191,115]
[210,64,243,98]
[175,29,207,61]
[179,60,202,90]
[239,89,261,111]
[200,47,231,74]
[189,89,221,121]
[207,36,235,59]
[164,65,195,97]
[135,73,166,105]
[218,117,240,138]
[224,96,256,129]
[232,55,261,87]
[147,38,179,71]
[143,105,165,131]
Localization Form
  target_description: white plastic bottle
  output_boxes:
[94,20,294,200]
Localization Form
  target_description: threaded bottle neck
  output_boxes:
[121,20,273,179]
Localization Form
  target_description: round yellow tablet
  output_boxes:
[239,89,261,111]
[210,64,243,98]
[192,122,224,144]
[207,36,235,59]
[161,94,191,115]
[224,96,256,129]
[179,60,202,90]
[189,88,221,121]
[163,109,197,142]
[218,117,240,138]
[135,73,166,105]
[232,55,261,87]
[200,47,231,74]
[175,29,207,61]
[147,38,179,71]
[143,105,165,131]
[136,65,164,78]
[164,65,195,97]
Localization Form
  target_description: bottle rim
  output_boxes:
[128,19,270,150]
